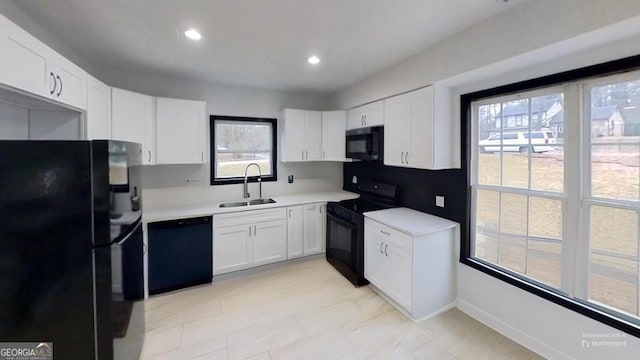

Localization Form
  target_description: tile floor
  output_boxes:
[137,257,543,360]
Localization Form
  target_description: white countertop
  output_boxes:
[364,207,457,236]
[143,191,359,223]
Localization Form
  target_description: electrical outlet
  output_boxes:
[352,175,358,184]
[436,196,445,208]
[288,175,294,183]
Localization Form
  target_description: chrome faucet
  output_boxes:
[243,163,262,200]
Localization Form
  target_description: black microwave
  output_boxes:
[346,126,383,161]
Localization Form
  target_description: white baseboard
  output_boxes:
[369,284,457,323]
[457,298,573,360]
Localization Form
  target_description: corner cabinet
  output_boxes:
[383,85,453,169]
[286,202,326,259]
[364,208,457,321]
[155,97,206,164]
[347,100,383,130]
[0,14,87,110]
[280,108,322,162]
[213,208,287,275]
[86,75,111,140]
[111,88,156,164]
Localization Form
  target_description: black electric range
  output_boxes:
[326,180,397,286]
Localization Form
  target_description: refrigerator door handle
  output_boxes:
[117,218,143,245]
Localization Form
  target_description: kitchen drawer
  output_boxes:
[365,218,412,252]
[214,207,286,228]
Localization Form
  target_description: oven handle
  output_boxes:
[326,212,357,230]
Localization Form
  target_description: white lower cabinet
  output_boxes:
[213,208,287,275]
[287,202,326,259]
[364,208,457,320]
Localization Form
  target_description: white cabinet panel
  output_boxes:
[321,110,346,161]
[287,206,304,259]
[303,202,325,255]
[305,111,322,161]
[364,230,386,289]
[383,85,453,169]
[86,76,111,140]
[0,15,49,100]
[0,15,86,110]
[49,57,87,110]
[213,224,252,275]
[280,109,323,162]
[253,219,287,266]
[346,100,383,130]
[111,88,155,164]
[156,97,206,164]
[386,245,412,309]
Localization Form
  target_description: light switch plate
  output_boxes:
[352,175,358,184]
[436,196,445,208]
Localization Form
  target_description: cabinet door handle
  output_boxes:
[301,150,304,160]
[361,115,364,126]
[379,241,384,254]
[364,114,367,125]
[380,230,390,236]
[49,72,57,95]
[384,244,388,256]
[254,225,257,235]
[201,151,204,162]
[249,225,252,236]
[56,75,62,97]
[148,150,151,162]
[323,150,326,159]
[306,150,308,160]
[400,152,404,164]
[288,209,292,218]
[405,152,409,164]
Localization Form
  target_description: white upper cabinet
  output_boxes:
[111,88,156,164]
[86,75,111,140]
[280,108,322,162]
[383,85,453,169]
[321,110,346,161]
[155,97,206,164]
[347,100,383,130]
[0,15,87,110]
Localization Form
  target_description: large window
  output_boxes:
[210,115,277,185]
[464,57,640,337]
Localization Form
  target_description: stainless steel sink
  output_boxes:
[218,198,276,208]
[219,201,249,208]
[249,198,276,206]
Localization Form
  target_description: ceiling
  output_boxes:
[10,0,525,94]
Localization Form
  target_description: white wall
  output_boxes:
[330,0,640,358]
[96,69,340,208]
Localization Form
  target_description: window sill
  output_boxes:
[460,256,640,338]
[211,176,277,186]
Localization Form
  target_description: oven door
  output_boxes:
[326,212,363,285]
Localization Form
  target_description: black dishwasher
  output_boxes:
[148,216,213,295]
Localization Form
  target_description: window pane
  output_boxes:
[529,197,562,240]
[214,120,273,179]
[527,240,562,288]
[589,253,639,317]
[500,193,527,235]
[531,146,564,192]
[502,152,529,188]
[475,190,500,262]
[590,206,637,256]
[591,144,639,201]
[475,233,498,264]
[478,152,500,185]
[498,236,526,274]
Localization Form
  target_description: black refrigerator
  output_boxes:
[0,140,145,360]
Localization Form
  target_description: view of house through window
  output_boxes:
[210,116,277,184]
[471,71,640,326]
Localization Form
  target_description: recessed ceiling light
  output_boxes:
[307,56,320,65]
[184,28,202,41]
